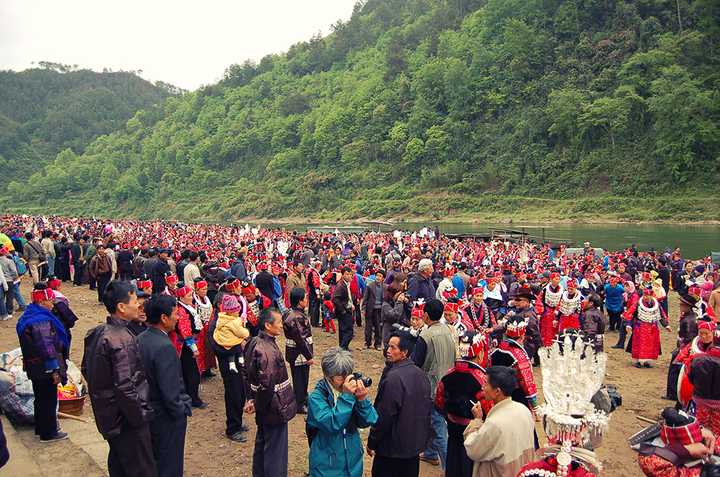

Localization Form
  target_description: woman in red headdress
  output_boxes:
[174,283,206,408]
[193,278,216,377]
[539,272,563,347]
[626,286,671,368]
[462,287,496,332]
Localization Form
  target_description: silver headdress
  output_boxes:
[537,334,610,475]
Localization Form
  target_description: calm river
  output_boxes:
[277,223,719,259]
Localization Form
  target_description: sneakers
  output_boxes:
[227,431,247,443]
[40,431,68,443]
[0,315,11,321]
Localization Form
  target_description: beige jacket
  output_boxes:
[463,397,535,477]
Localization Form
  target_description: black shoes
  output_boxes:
[192,401,208,409]
[40,431,68,443]
[297,405,309,415]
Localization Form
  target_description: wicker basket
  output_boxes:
[57,374,87,416]
[58,395,86,416]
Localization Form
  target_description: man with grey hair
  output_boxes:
[407,258,436,305]
[307,347,377,476]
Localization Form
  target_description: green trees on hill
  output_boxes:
[3,0,719,221]
[0,66,175,190]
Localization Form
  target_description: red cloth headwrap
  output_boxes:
[32,288,55,303]
[660,416,703,446]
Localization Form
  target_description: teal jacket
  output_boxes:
[307,379,378,477]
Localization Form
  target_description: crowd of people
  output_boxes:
[2,214,720,477]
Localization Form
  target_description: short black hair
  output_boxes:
[188,251,198,261]
[145,294,177,325]
[388,332,413,355]
[376,269,386,277]
[33,282,49,292]
[103,280,136,314]
[424,299,444,321]
[259,307,280,331]
[588,293,603,308]
[25,232,34,240]
[290,287,306,308]
[341,266,353,274]
[487,366,518,396]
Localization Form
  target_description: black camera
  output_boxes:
[352,372,372,387]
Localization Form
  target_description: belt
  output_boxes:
[274,379,291,392]
[286,336,313,348]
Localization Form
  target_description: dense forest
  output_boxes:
[3,0,719,222]
[0,64,175,189]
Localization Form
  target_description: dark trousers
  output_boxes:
[372,455,420,477]
[218,357,246,436]
[364,308,382,348]
[150,414,187,477]
[666,348,681,400]
[308,293,321,327]
[446,421,473,477]
[615,321,627,347]
[73,263,85,285]
[89,274,97,290]
[180,346,201,405]
[31,376,58,439]
[290,363,310,408]
[354,300,362,327]
[97,272,112,303]
[338,311,354,350]
[252,421,288,477]
[608,310,622,331]
[108,424,157,477]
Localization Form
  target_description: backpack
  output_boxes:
[12,255,27,276]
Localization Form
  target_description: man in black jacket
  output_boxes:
[137,295,192,477]
[362,270,385,350]
[244,308,297,477]
[283,288,314,414]
[82,281,156,477]
[332,267,355,350]
[368,332,431,477]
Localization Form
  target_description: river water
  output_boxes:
[277,222,719,259]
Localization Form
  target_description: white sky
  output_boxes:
[0,0,358,90]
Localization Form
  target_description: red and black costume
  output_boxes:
[637,410,707,477]
[490,315,539,412]
[462,291,495,332]
[435,334,492,477]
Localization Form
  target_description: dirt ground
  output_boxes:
[0,278,678,476]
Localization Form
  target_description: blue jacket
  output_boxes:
[307,379,378,477]
[604,283,625,312]
[452,274,465,299]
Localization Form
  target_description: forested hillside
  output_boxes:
[3,0,719,222]
[0,64,176,189]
